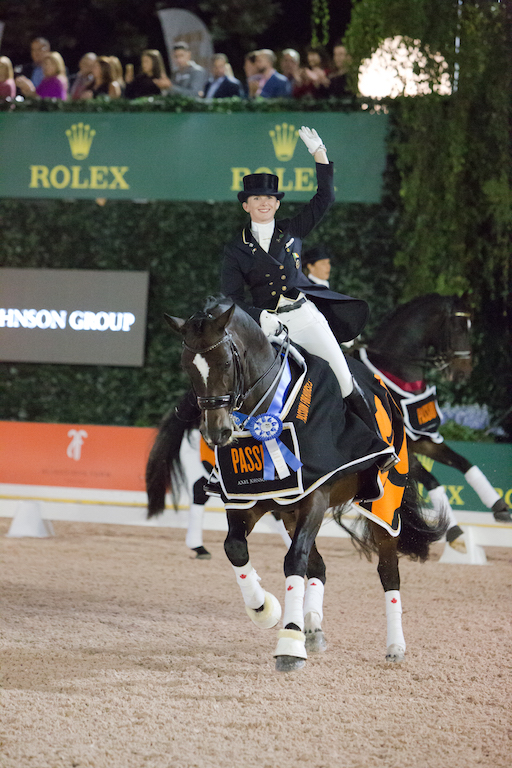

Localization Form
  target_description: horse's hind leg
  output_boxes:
[304,542,327,653]
[409,454,465,551]
[224,509,282,630]
[371,521,405,663]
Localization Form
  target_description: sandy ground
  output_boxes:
[1,518,511,768]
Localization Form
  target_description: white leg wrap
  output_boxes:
[464,466,501,508]
[385,590,405,650]
[428,485,459,529]
[185,503,204,549]
[282,575,305,630]
[232,561,265,609]
[303,578,324,623]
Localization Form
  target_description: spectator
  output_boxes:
[16,52,68,100]
[243,51,259,98]
[328,43,352,97]
[80,56,121,99]
[295,47,330,99]
[279,48,302,94]
[302,246,332,287]
[0,56,16,99]
[125,49,170,98]
[68,52,96,100]
[168,41,207,98]
[15,37,51,88]
[203,54,242,98]
[253,49,291,98]
[108,56,126,96]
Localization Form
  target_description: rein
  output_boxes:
[183,331,290,414]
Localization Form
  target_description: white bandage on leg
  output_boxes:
[428,485,459,529]
[464,466,502,508]
[385,590,405,650]
[185,503,204,549]
[282,575,305,630]
[303,578,324,623]
[232,561,265,609]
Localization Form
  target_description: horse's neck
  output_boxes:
[366,349,425,386]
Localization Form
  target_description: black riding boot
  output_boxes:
[345,383,399,472]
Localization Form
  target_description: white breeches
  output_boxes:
[278,298,354,397]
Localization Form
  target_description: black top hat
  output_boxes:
[302,245,333,267]
[238,173,285,203]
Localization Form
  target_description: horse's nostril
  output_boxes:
[219,428,232,445]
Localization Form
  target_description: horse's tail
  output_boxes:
[146,391,200,518]
[332,478,449,561]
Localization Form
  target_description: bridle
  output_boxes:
[429,307,472,371]
[183,331,290,414]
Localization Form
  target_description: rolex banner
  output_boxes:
[0,112,388,202]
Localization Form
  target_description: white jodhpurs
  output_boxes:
[278,298,354,397]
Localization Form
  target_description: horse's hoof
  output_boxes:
[305,628,327,653]
[385,644,405,663]
[493,508,512,523]
[245,591,281,629]
[192,546,211,559]
[275,655,306,673]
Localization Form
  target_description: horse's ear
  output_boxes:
[212,303,235,333]
[164,314,186,335]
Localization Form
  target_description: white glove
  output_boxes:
[260,310,283,337]
[298,126,326,155]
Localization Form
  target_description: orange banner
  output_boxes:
[0,421,157,491]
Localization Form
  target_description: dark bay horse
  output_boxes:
[356,293,511,549]
[146,298,447,672]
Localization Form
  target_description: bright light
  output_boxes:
[358,36,452,98]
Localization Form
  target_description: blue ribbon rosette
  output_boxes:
[247,413,302,481]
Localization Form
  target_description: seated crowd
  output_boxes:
[0,35,353,103]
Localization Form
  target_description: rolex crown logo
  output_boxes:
[65,122,96,160]
[269,123,299,162]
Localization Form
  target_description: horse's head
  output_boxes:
[165,298,274,448]
[368,293,472,384]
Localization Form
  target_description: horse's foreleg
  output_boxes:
[274,491,328,672]
[224,509,281,629]
[372,521,405,663]
[304,542,327,653]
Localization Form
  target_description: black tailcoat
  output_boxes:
[221,162,369,343]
